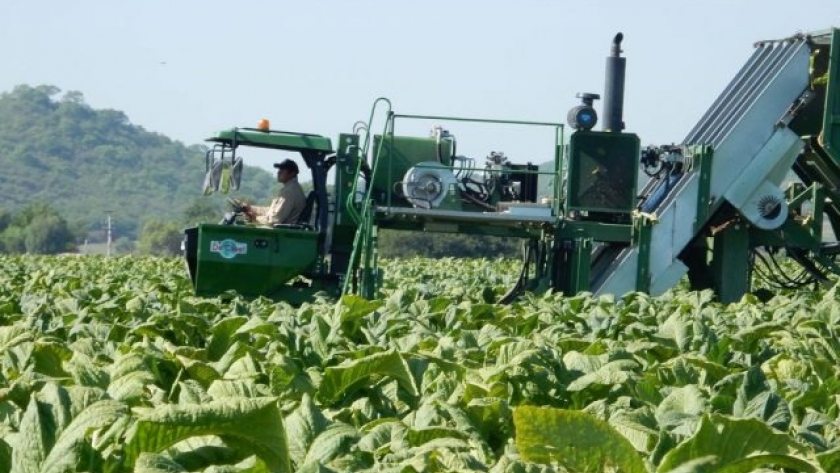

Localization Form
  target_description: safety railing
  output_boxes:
[342,98,393,296]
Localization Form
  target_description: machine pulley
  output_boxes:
[401,162,459,209]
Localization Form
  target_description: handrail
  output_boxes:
[342,98,393,295]
[345,98,393,226]
[362,98,393,159]
[394,113,563,128]
[342,100,567,296]
[389,112,565,217]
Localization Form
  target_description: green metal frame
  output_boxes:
[342,100,565,298]
[692,145,714,233]
[190,28,840,304]
[821,28,840,165]
[342,98,393,297]
[712,223,751,304]
[633,215,654,293]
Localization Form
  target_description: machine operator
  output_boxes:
[242,159,307,225]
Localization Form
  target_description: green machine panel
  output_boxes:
[370,135,453,206]
[566,131,640,214]
[822,28,840,165]
[193,224,318,298]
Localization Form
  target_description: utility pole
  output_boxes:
[106,213,112,257]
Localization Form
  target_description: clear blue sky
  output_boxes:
[2,1,839,174]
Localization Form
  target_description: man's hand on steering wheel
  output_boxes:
[225,198,255,222]
[227,197,247,213]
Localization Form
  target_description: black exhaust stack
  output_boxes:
[603,32,626,132]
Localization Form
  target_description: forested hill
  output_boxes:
[0,85,276,239]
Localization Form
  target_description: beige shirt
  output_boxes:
[251,177,307,225]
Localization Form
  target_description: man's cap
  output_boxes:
[273,159,299,174]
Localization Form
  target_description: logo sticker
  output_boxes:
[210,239,248,259]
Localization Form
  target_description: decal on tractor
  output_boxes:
[210,239,247,259]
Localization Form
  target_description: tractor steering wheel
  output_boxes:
[227,197,248,213]
[220,198,250,225]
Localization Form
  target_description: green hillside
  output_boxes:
[0,85,276,240]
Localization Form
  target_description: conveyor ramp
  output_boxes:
[594,36,812,296]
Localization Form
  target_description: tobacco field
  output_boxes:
[1,254,839,473]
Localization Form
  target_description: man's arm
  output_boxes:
[242,203,268,223]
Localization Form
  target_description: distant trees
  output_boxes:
[113,237,135,255]
[378,230,521,259]
[136,220,183,257]
[0,202,76,254]
[183,198,222,226]
[0,84,277,242]
[135,200,227,257]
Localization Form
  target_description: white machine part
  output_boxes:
[402,162,459,209]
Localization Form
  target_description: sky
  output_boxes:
[2,0,839,176]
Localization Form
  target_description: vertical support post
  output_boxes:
[711,222,751,303]
[554,126,565,216]
[810,184,825,240]
[634,215,653,292]
[694,145,714,233]
[570,238,592,294]
[555,238,592,295]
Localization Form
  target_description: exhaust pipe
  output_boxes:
[603,32,626,132]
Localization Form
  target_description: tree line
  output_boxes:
[0,84,275,248]
[0,198,223,256]
[0,84,523,259]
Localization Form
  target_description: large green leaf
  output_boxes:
[31,341,72,378]
[10,384,75,473]
[168,436,251,471]
[816,447,840,472]
[407,426,469,446]
[207,317,248,362]
[301,423,360,468]
[134,452,188,473]
[335,295,383,323]
[357,419,408,454]
[655,385,708,434]
[733,366,791,430]
[657,414,822,473]
[64,351,109,388]
[108,370,156,403]
[608,408,659,454]
[11,397,50,473]
[0,326,32,353]
[39,400,129,473]
[317,349,418,404]
[284,394,331,467]
[0,436,10,473]
[124,397,291,473]
[566,359,640,391]
[513,406,647,473]
[223,353,261,381]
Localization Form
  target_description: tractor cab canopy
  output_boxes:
[201,126,336,231]
[206,127,334,154]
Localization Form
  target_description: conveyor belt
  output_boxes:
[594,36,812,296]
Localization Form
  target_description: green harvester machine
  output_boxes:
[185,28,840,304]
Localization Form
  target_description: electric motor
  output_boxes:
[402,162,459,209]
